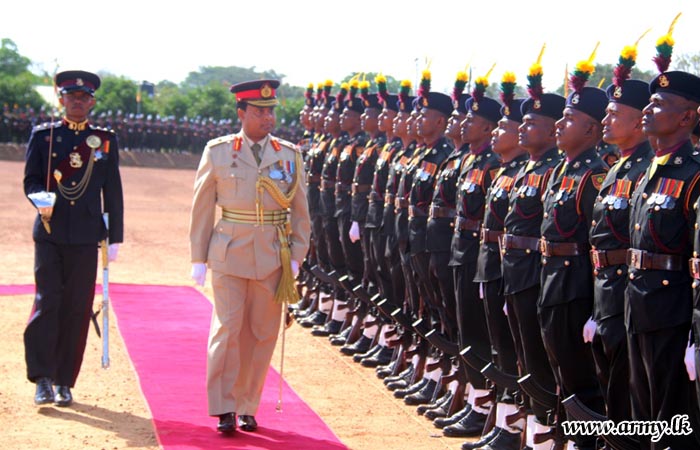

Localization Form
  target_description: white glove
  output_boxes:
[582,316,596,343]
[685,343,697,381]
[291,260,300,278]
[191,263,207,286]
[108,243,119,262]
[349,221,361,243]
[503,302,508,317]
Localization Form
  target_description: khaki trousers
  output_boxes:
[207,269,282,416]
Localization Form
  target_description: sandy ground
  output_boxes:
[0,160,469,450]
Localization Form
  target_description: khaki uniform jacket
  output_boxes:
[190,131,311,280]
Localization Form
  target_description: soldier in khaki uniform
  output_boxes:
[189,79,310,435]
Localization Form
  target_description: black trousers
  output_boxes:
[590,314,631,423]
[399,243,420,319]
[411,250,441,328]
[628,323,700,450]
[453,263,490,389]
[360,224,374,290]
[369,228,392,304]
[429,251,457,339]
[539,299,604,449]
[482,280,518,402]
[322,216,345,273]
[385,233,405,312]
[505,286,557,421]
[310,213,330,271]
[25,241,98,387]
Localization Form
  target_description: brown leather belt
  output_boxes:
[307,174,322,183]
[690,258,700,279]
[384,193,395,206]
[408,205,427,218]
[335,182,351,194]
[480,228,503,244]
[590,248,628,269]
[394,197,409,209]
[499,234,541,252]
[540,239,588,257]
[429,205,457,219]
[321,179,336,190]
[352,183,372,195]
[627,248,684,271]
[455,216,481,232]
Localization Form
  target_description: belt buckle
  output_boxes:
[628,249,642,270]
[539,238,549,256]
[691,258,700,279]
[590,250,602,269]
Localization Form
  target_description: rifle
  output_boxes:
[562,394,640,450]
[424,329,460,357]
[481,362,520,393]
[517,373,558,410]
[459,345,490,373]
[310,264,342,289]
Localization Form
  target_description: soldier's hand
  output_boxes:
[108,244,120,262]
[291,260,300,278]
[685,343,697,381]
[349,221,360,243]
[582,316,596,343]
[191,263,207,286]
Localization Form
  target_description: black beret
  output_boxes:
[344,97,365,114]
[398,95,416,113]
[381,94,399,112]
[454,93,471,115]
[605,79,650,111]
[420,92,453,116]
[650,71,700,104]
[362,93,382,110]
[566,86,608,122]
[230,79,280,107]
[55,70,101,95]
[501,98,525,123]
[521,92,566,120]
[465,96,502,124]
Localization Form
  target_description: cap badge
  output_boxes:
[76,78,84,87]
[260,83,272,98]
[659,74,669,88]
[400,101,405,110]
[534,100,541,110]
[422,98,429,107]
[472,102,479,111]
[504,106,510,116]
[613,86,623,98]
[571,93,580,105]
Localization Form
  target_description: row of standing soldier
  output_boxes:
[293,31,700,450]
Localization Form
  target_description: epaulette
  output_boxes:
[272,136,300,152]
[90,125,116,135]
[207,134,235,148]
[32,121,62,132]
[689,149,700,166]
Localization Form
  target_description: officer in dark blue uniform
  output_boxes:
[24,70,123,407]
[589,58,652,426]
[630,70,700,450]
[539,69,608,450]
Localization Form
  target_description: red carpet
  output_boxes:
[3,283,347,450]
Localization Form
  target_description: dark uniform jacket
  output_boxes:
[335,131,368,218]
[305,133,330,216]
[351,134,385,224]
[539,147,607,307]
[24,120,124,245]
[382,142,414,238]
[501,148,561,295]
[449,144,500,266]
[589,141,653,321]
[319,132,349,219]
[409,136,453,255]
[475,154,528,283]
[426,143,469,253]
[395,143,426,249]
[366,137,403,230]
[627,140,700,333]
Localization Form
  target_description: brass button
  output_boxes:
[525,249,531,254]
[591,220,597,226]
[593,269,599,276]
[642,193,648,199]
[629,273,635,280]
[634,224,641,230]
[71,181,76,186]
[472,232,478,238]
[662,280,669,286]
[693,281,698,289]
[70,200,75,205]
[73,146,78,150]
[564,260,570,266]
[52,152,57,157]
[543,212,549,218]
[616,269,622,275]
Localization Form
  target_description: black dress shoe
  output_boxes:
[329,326,351,346]
[404,379,438,406]
[217,412,236,434]
[393,377,428,399]
[461,426,502,449]
[299,311,327,328]
[384,364,414,385]
[54,385,73,407]
[443,410,488,437]
[420,390,453,417]
[433,403,471,429]
[237,414,258,432]
[34,377,54,405]
[311,319,343,337]
[340,335,372,356]
[477,428,521,450]
[361,345,394,368]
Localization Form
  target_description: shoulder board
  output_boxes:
[207,134,235,148]
[272,137,300,152]
[89,124,116,135]
[33,121,62,132]
[689,149,700,165]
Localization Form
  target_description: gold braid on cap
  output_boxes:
[255,150,304,304]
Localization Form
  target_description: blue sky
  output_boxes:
[2,0,699,94]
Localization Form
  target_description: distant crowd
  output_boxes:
[1,106,306,153]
